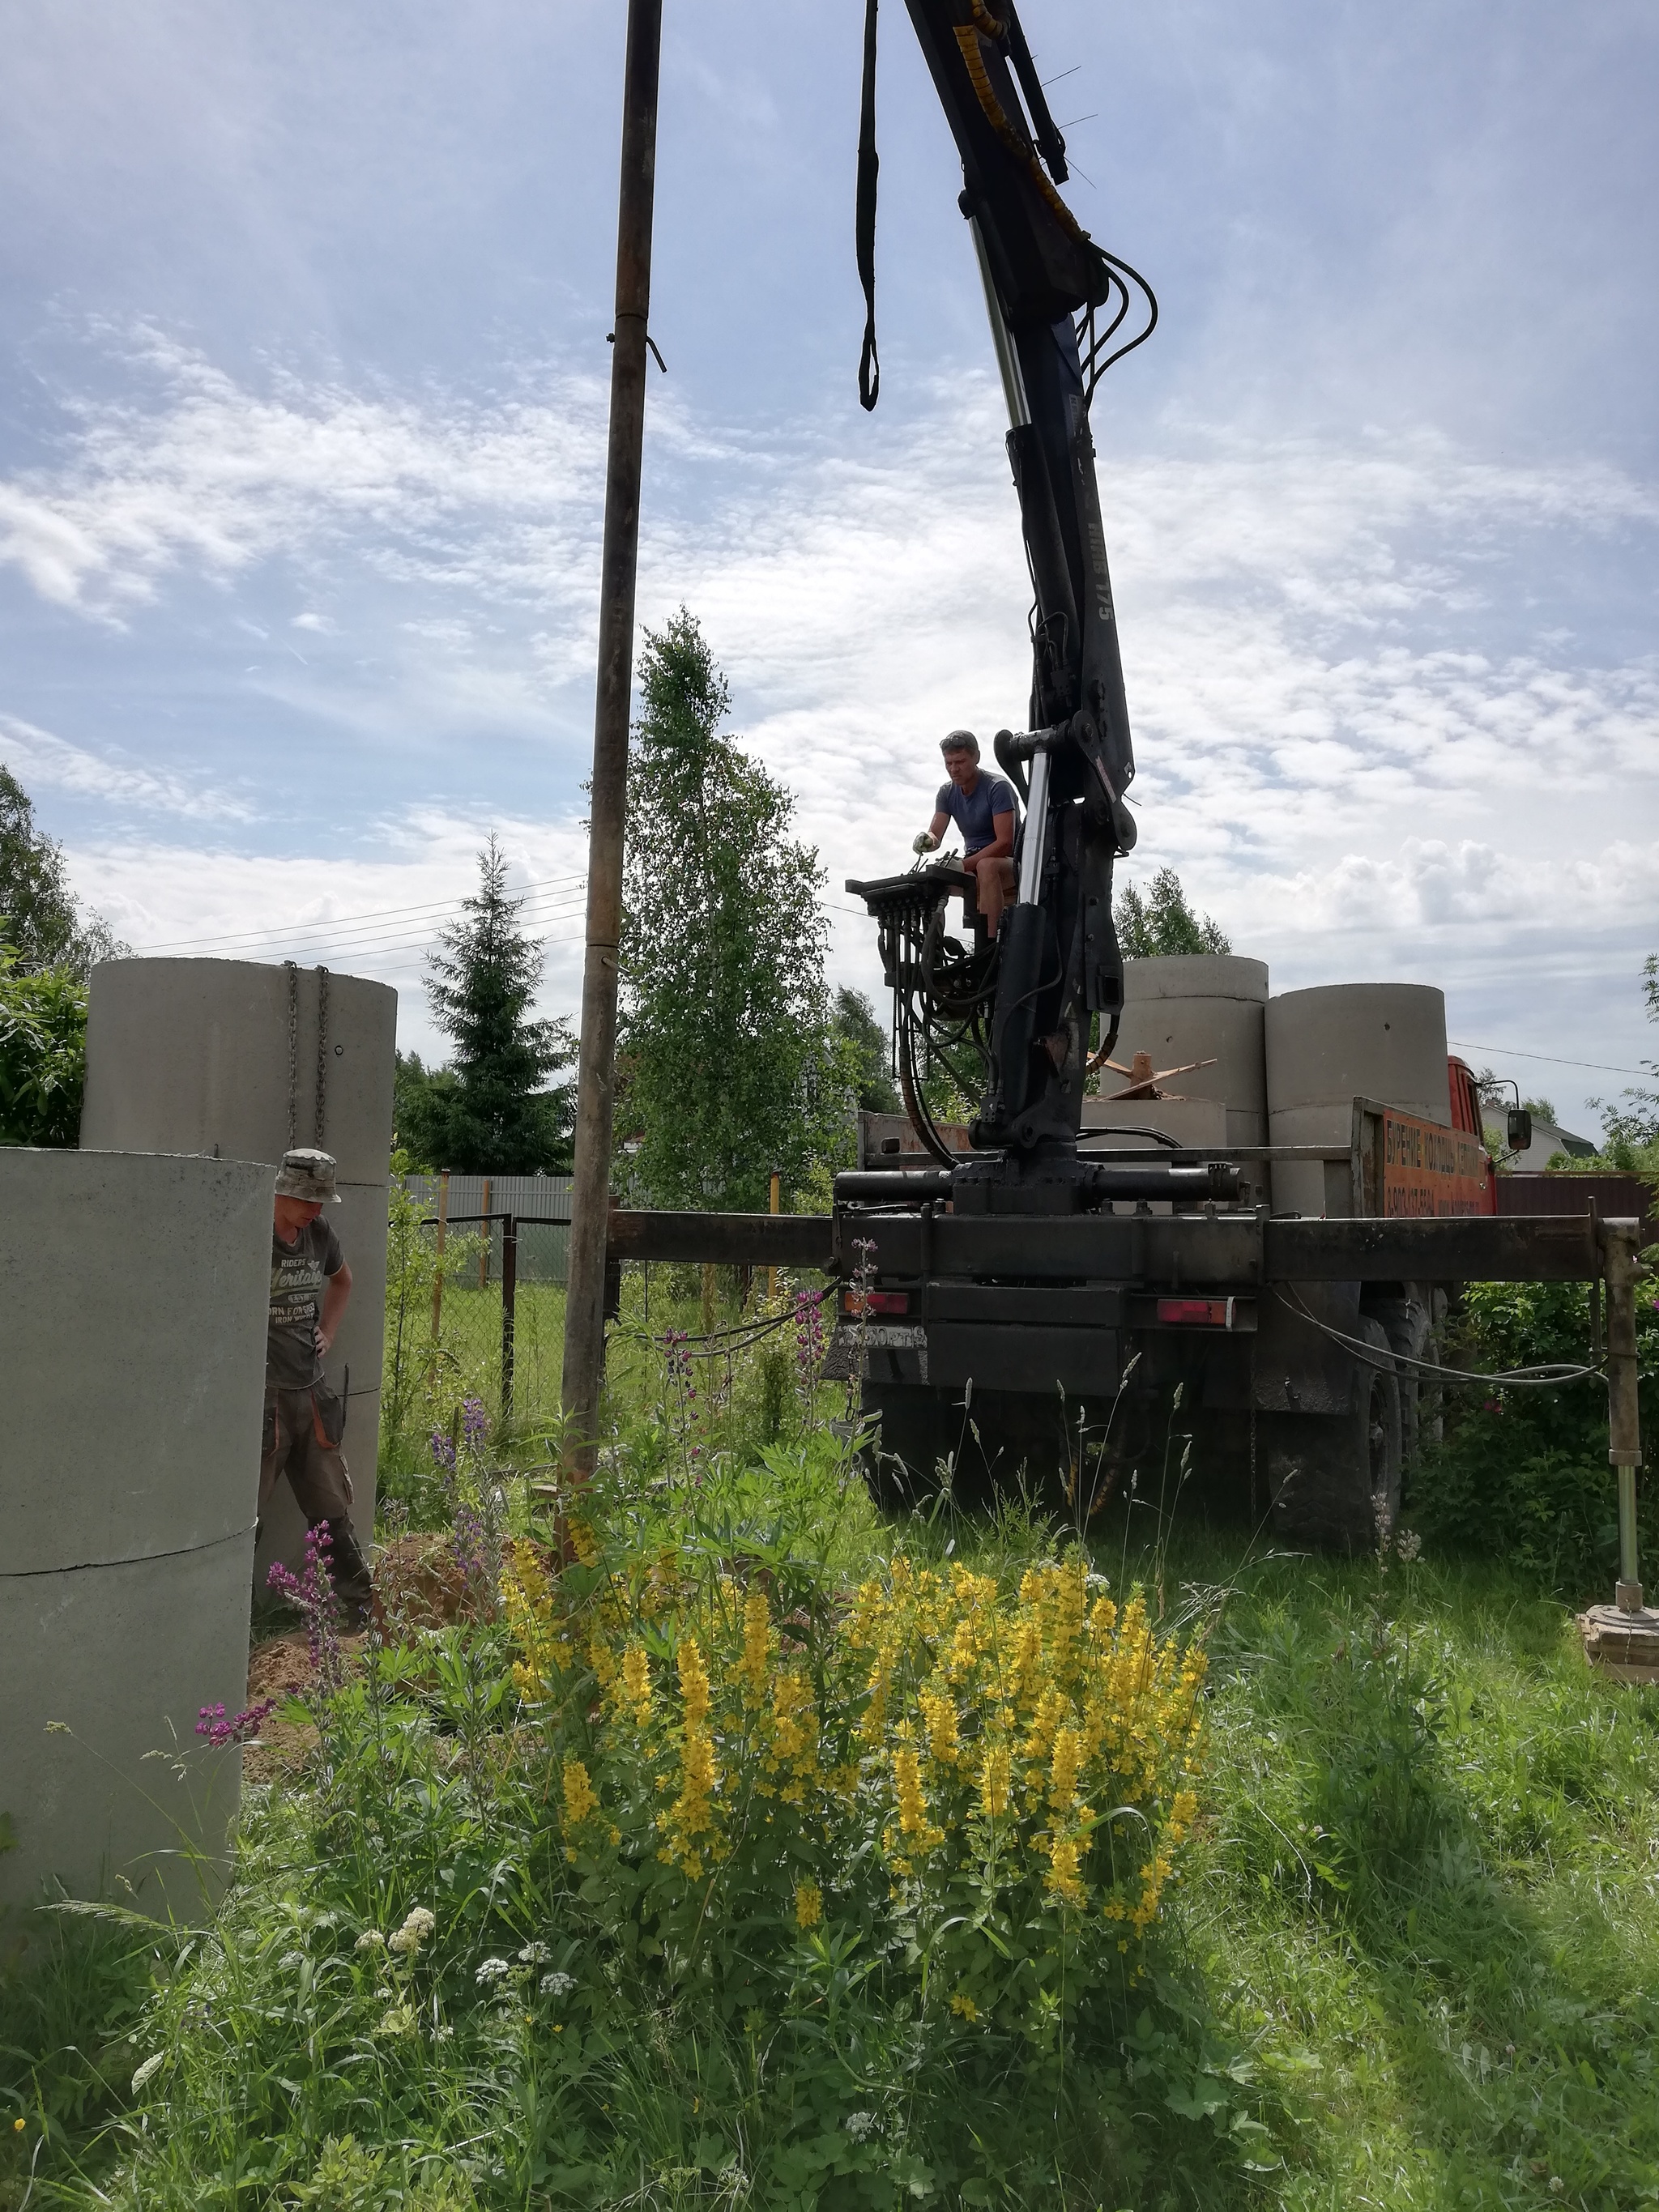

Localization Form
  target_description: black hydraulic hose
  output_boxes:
[856,0,881,410]
[1076,1123,1182,1152]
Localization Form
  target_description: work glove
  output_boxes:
[912,831,939,855]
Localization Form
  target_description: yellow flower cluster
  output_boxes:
[660,1637,722,1876]
[563,1757,598,1826]
[847,1554,1206,1929]
[501,1542,574,1700]
[500,1538,1205,1951]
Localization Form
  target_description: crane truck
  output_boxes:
[826,0,1538,1548]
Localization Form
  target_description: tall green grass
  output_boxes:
[8,1290,1659,2210]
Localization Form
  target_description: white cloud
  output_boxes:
[0,330,612,621]
[0,711,252,820]
[9,336,1657,1121]
[69,803,592,1061]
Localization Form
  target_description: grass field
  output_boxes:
[6,1276,1659,2210]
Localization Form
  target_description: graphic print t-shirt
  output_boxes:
[268,1217,344,1390]
[936,771,1017,855]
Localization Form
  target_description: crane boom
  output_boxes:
[852,0,1155,1184]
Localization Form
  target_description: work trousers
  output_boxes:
[260,1383,354,1527]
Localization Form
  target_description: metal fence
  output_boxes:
[399,1174,574,1434]
[407,1174,574,1287]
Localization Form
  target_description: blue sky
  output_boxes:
[2,0,1655,1134]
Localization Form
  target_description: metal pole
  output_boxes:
[501,1212,518,1427]
[767,1167,781,1304]
[1602,1219,1644,1612]
[432,1168,450,1340]
[480,1178,493,1289]
[561,0,664,1477]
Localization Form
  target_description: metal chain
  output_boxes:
[284,961,299,1149]
[314,966,330,1147]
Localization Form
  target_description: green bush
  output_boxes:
[0,955,85,1147]
[1414,1275,1659,1596]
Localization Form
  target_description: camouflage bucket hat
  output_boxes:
[274,1147,342,1204]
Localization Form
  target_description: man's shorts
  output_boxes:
[260,1384,353,1526]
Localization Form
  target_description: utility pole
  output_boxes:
[561,0,664,1477]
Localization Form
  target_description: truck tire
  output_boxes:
[1367,1295,1438,1467]
[1265,1317,1403,1552]
[860,1383,948,1509]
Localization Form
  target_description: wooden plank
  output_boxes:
[1265,1213,1603,1282]
[606,1208,834,1268]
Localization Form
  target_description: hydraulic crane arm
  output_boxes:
[855,0,1156,1168]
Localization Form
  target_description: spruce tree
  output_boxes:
[404,838,575,1172]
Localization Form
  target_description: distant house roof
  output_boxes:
[1481,1112,1598,1167]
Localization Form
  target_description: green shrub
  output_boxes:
[0,955,85,1147]
[1414,1275,1659,1596]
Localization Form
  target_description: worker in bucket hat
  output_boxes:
[261,1147,373,1619]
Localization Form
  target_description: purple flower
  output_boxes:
[461,1396,489,1445]
[195,1698,277,1748]
[267,1522,343,1690]
[795,1287,825,1390]
[430,1428,458,1474]
[452,1502,487,1582]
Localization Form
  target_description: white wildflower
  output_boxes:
[131,2052,166,2095]
[517,1941,549,1965]
[475,1957,512,1987]
[387,1905,436,1956]
[539,1970,575,1998]
[844,2111,879,2142]
[355,1929,386,1952]
[1396,1527,1422,1564]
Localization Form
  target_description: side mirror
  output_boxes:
[1507,1106,1533,1155]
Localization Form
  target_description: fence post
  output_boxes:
[767,1167,781,1305]
[501,1212,518,1426]
[432,1168,450,1340]
[1603,1220,1645,1612]
[480,1178,493,1287]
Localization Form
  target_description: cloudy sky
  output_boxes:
[2,0,1655,1134]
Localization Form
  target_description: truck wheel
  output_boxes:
[859,1384,947,1510]
[1265,1317,1403,1552]
[1367,1296,1438,1466]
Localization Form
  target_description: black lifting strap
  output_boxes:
[856,0,880,410]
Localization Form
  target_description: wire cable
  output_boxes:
[133,873,587,953]
[1272,1285,1606,1389]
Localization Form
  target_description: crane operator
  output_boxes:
[912,729,1019,936]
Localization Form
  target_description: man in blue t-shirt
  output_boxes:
[912,729,1019,935]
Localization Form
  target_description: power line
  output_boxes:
[143,909,592,967]
[251,923,591,972]
[1449,1040,1654,1078]
[132,872,587,953]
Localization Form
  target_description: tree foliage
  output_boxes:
[397,840,575,1173]
[0,953,87,1145]
[1113,867,1230,959]
[620,611,854,1210]
[832,987,901,1115]
[0,763,126,978]
[1587,953,1659,1159]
